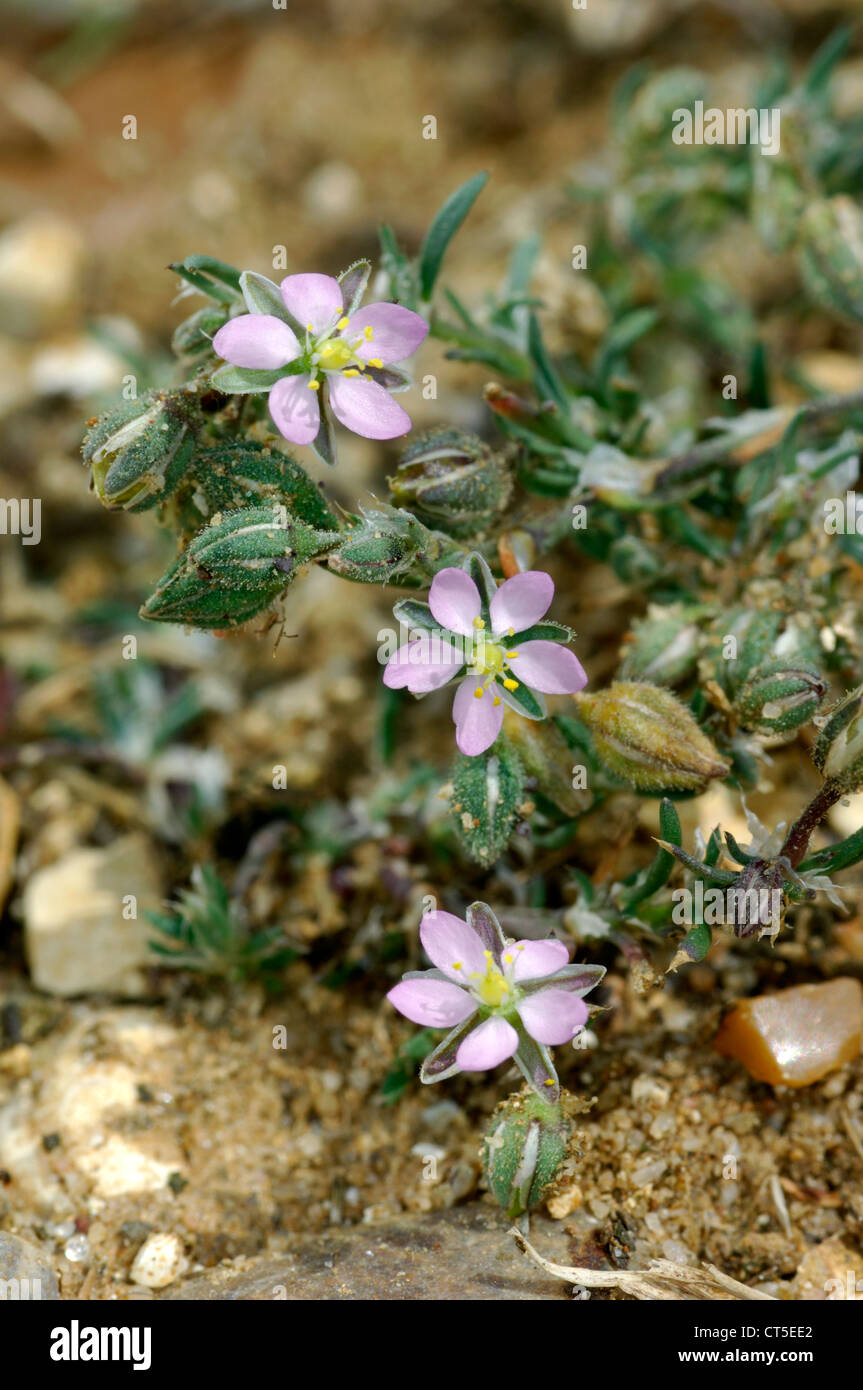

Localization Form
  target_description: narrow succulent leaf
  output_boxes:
[419,170,488,302]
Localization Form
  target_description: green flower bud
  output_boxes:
[451,739,526,866]
[626,68,706,149]
[607,535,661,585]
[197,441,337,530]
[735,659,826,736]
[813,684,863,791]
[82,393,199,512]
[388,429,512,537]
[619,605,704,686]
[141,505,338,629]
[327,506,423,583]
[751,107,808,252]
[481,1088,572,1220]
[799,196,863,324]
[171,304,229,362]
[502,708,591,818]
[574,680,730,793]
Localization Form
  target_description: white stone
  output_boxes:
[23,834,162,996]
[130,1233,187,1289]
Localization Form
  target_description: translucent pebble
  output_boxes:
[714,978,863,1087]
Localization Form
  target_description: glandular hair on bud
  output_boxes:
[481,1087,572,1220]
[574,680,730,793]
[813,684,863,790]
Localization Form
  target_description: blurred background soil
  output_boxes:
[1,0,863,1299]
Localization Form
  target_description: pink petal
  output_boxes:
[387,978,475,1028]
[420,910,487,982]
[327,374,412,440]
[428,568,482,636]
[347,302,429,364]
[516,990,588,1045]
[382,638,463,693]
[507,938,570,983]
[507,641,587,694]
[455,1016,519,1071]
[212,314,300,370]
[268,374,320,445]
[280,273,343,334]
[490,571,554,635]
[452,675,504,757]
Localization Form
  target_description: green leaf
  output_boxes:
[621,797,680,910]
[527,311,569,413]
[594,308,658,384]
[419,171,489,302]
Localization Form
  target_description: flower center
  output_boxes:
[304,319,383,390]
[468,619,521,698]
[316,336,357,371]
[470,951,512,1008]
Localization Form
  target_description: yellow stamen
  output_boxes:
[369,357,383,368]
[364,326,374,340]
[473,617,485,630]
[544,1078,555,1087]
[503,678,519,691]
[507,627,515,637]
[452,961,462,970]
[343,368,361,376]
[337,316,349,329]
[493,697,501,706]
[307,323,314,331]
[474,686,484,699]
[503,953,513,964]
[308,379,321,390]
[506,651,519,659]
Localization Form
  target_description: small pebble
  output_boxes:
[714,978,863,1087]
[129,1233,187,1289]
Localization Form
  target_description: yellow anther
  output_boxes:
[307,379,321,390]
[307,323,314,331]
[503,953,513,964]
[503,678,519,691]
[506,651,519,659]
[337,316,349,329]
[493,696,501,706]
[343,368,361,376]
[507,628,515,637]
[364,326,374,339]
[483,951,493,961]
[543,1078,555,1087]
[473,617,485,630]
[474,686,484,699]
[452,961,462,970]
[369,357,384,368]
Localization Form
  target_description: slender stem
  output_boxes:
[779,782,844,868]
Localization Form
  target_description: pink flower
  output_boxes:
[383,556,587,756]
[386,902,604,1100]
[212,270,428,455]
